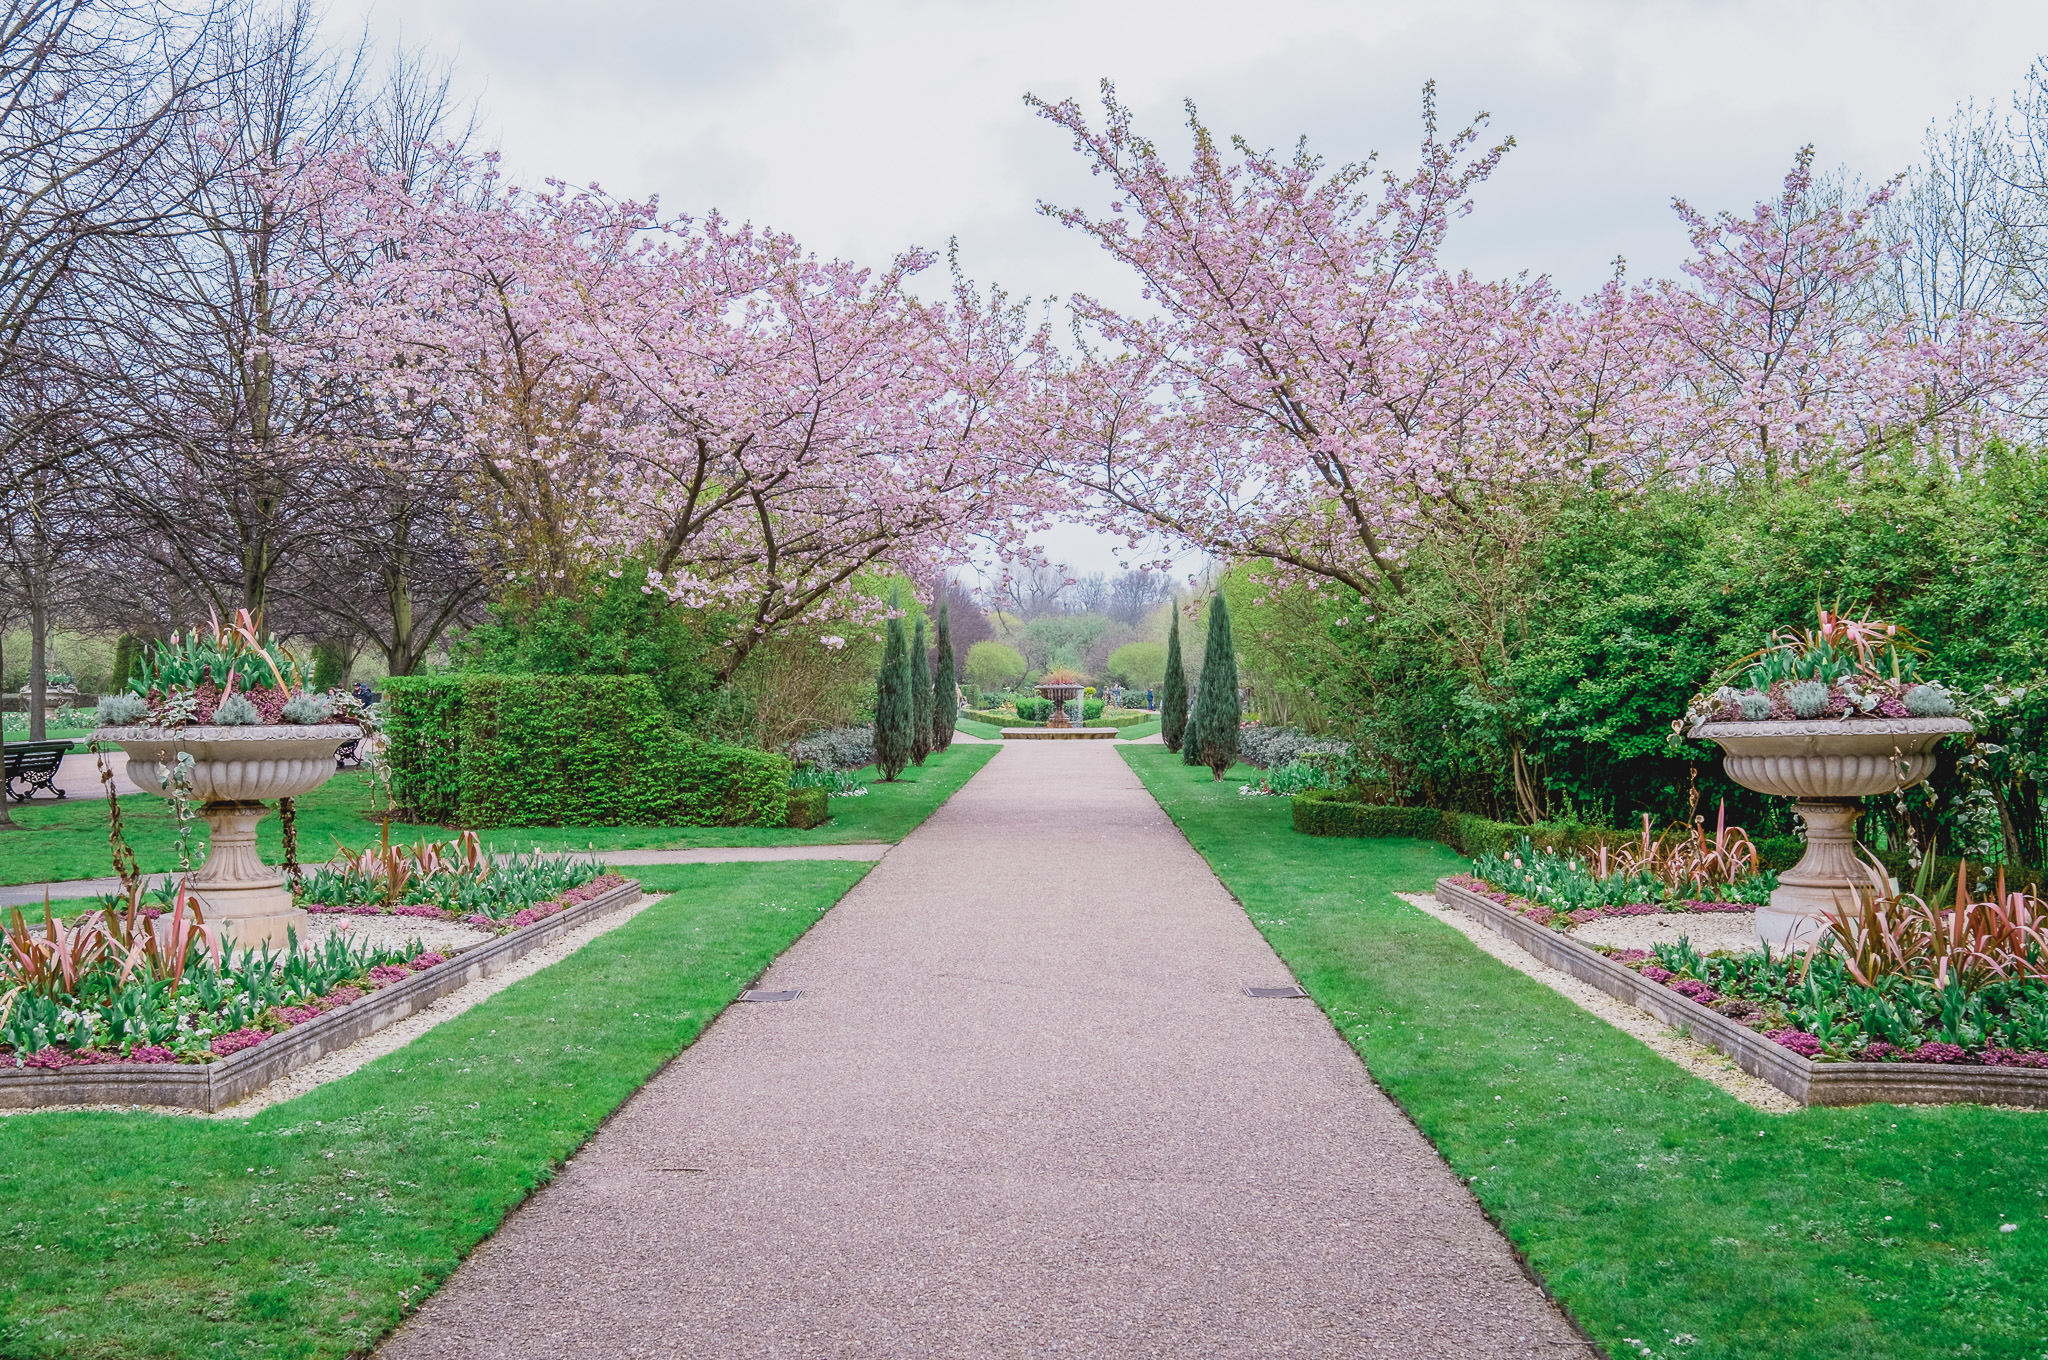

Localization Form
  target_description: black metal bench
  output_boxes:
[4,740,74,801]
[335,737,363,769]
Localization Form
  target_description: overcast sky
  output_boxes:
[325,0,2048,579]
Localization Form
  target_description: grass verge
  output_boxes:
[1115,719,1162,741]
[1121,746,2048,1360]
[0,743,997,887]
[952,717,1004,739]
[0,858,869,1359]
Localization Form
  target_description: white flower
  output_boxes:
[819,635,846,650]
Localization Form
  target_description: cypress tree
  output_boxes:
[910,615,933,766]
[931,601,958,752]
[874,592,913,780]
[1161,609,1189,753]
[110,633,137,692]
[1187,594,1241,779]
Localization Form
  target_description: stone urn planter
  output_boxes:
[1034,681,1085,729]
[93,724,360,949]
[1689,716,1973,950]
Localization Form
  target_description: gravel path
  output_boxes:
[381,741,1582,1359]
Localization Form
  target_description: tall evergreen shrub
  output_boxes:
[910,616,933,766]
[1185,595,1241,779]
[932,602,958,752]
[1161,610,1189,753]
[874,594,912,781]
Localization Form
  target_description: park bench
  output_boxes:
[4,740,74,802]
[335,737,363,769]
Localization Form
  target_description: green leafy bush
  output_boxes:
[784,786,830,829]
[1014,695,1052,721]
[382,674,789,828]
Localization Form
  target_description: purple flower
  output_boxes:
[408,951,447,971]
[1903,1041,1968,1065]
[211,1028,269,1056]
[367,964,412,986]
[1766,1029,1823,1057]
[1668,979,1719,1005]
[1981,1048,2048,1068]
[1641,965,1675,984]
[1854,1041,1898,1062]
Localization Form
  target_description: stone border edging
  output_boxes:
[0,878,644,1112]
[1000,728,1119,740]
[1434,877,2048,1109]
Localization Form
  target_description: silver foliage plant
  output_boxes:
[211,694,261,726]
[281,692,334,724]
[95,692,148,726]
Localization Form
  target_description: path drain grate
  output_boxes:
[740,989,803,1003]
[1243,984,1309,999]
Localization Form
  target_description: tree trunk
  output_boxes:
[0,626,14,830]
[27,581,46,744]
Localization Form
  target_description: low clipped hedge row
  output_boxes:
[784,786,830,830]
[383,674,791,828]
[1290,790,1807,871]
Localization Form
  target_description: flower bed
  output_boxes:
[1447,873,1759,931]
[1,902,445,1070]
[1433,876,2048,1108]
[0,876,645,1110]
[1579,924,2048,1069]
[296,836,611,926]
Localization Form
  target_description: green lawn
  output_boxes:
[0,743,997,888]
[1121,746,2048,1360]
[953,717,1004,739]
[1115,718,1161,740]
[0,858,870,1359]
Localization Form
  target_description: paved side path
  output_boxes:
[383,742,1579,1359]
[0,844,894,909]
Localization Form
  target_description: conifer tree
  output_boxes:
[931,601,958,752]
[874,592,913,780]
[910,615,933,766]
[1187,594,1241,779]
[1161,608,1189,753]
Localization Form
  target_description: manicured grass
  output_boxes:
[1121,746,2048,1360]
[0,743,998,888]
[953,717,1004,739]
[1115,718,1161,740]
[0,858,870,1359]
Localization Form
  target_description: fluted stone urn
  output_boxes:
[94,725,359,948]
[1034,681,1085,729]
[1690,716,1973,950]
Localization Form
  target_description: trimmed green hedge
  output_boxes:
[785,787,829,830]
[383,674,789,828]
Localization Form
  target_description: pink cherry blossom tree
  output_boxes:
[1024,82,1637,603]
[318,149,1046,678]
[1644,146,2034,482]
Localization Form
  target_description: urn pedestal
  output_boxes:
[1690,717,1972,950]
[92,725,358,949]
